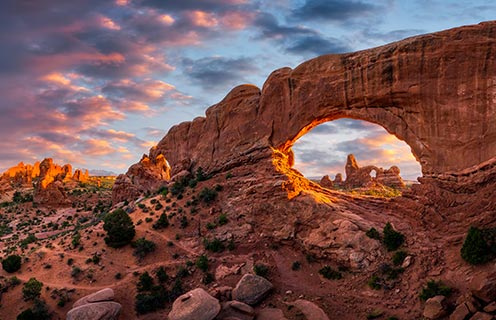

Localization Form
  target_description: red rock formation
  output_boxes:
[73,169,89,182]
[319,175,333,189]
[112,154,170,204]
[113,22,496,210]
[342,154,405,189]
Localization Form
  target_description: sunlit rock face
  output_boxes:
[114,21,496,207]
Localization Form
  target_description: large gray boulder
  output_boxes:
[73,288,115,308]
[232,274,273,305]
[66,301,121,320]
[168,288,221,320]
[289,299,330,320]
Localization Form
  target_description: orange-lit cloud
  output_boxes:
[99,16,121,30]
[159,14,175,26]
[221,11,256,30]
[186,11,219,28]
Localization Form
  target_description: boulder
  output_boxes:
[168,288,221,320]
[483,301,496,313]
[423,296,448,319]
[73,288,115,308]
[232,274,273,305]
[66,301,121,320]
[288,299,329,320]
[449,303,471,320]
[256,308,288,320]
[472,272,496,303]
[216,300,255,320]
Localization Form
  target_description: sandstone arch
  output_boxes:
[113,21,496,204]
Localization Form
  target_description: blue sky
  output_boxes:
[0,0,494,178]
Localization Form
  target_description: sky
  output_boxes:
[0,0,494,178]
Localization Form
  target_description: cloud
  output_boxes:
[285,34,350,55]
[182,56,258,89]
[290,0,380,22]
[253,12,350,56]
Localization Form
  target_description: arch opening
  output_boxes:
[290,118,421,197]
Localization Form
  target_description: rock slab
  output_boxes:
[168,288,221,320]
[66,301,121,320]
[232,274,273,305]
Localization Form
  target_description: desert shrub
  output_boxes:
[366,310,384,319]
[137,272,154,292]
[392,251,408,266]
[71,266,82,278]
[203,273,214,284]
[17,299,51,320]
[195,167,210,181]
[383,223,405,251]
[154,203,163,211]
[103,209,136,248]
[152,213,169,229]
[461,226,494,265]
[176,266,190,279]
[203,238,225,252]
[132,238,156,261]
[196,255,209,272]
[156,267,169,284]
[115,273,122,280]
[319,266,342,280]
[254,264,270,277]
[20,234,37,248]
[2,254,22,273]
[368,275,382,290]
[291,261,301,271]
[22,278,43,301]
[199,187,218,204]
[179,216,188,229]
[188,179,197,188]
[206,222,216,230]
[366,227,381,240]
[135,286,168,315]
[218,214,228,226]
[419,280,452,301]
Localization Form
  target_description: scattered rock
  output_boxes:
[449,303,471,320]
[288,299,330,320]
[216,264,243,280]
[168,288,221,320]
[216,300,255,320]
[232,274,273,305]
[66,301,121,320]
[401,255,413,268]
[423,296,448,319]
[468,312,494,320]
[483,301,496,313]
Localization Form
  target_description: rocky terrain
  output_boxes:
[0,22,496,320]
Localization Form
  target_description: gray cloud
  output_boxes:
[291,0,380,22]
[182,56,258,89]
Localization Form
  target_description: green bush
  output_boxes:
[17,299,50,320]
[132,238,156,261]
[253,264,269,277]
[203,238,225,252]
[152,213,169,229]
[318,266,342,280]
[2,254,22,273]
[156,267,169,284]
[419,280,452,301]
[218,214,228,226]
[135,286,168,315]
[366,227,381,240]
[199,187,218,204]
[103,209,136,248]
[368,275,382,290]
[291,261,301,271]
[461,226,494,265]
[196,255,209,272]
[22,278,43,301]
[383,223,405,251]
[137,272,154,292]
[392,251,408,266]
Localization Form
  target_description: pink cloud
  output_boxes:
[220,11,256,30]
[186,10,219,28]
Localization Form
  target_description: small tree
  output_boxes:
[152,213,169,229]
[2,254,22,273]
[23,278,43,301]
[195,255,209,272]
[137,272,154,292]
[461,226,492,264]
[383,223,405,251]
[103,209,136,248]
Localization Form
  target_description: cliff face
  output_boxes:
[113,22,496,210]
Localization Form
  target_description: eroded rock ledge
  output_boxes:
[113,21,496,206]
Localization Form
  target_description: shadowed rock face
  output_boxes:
[113,21,496,204]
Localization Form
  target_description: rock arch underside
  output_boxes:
[113,22,496,317]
